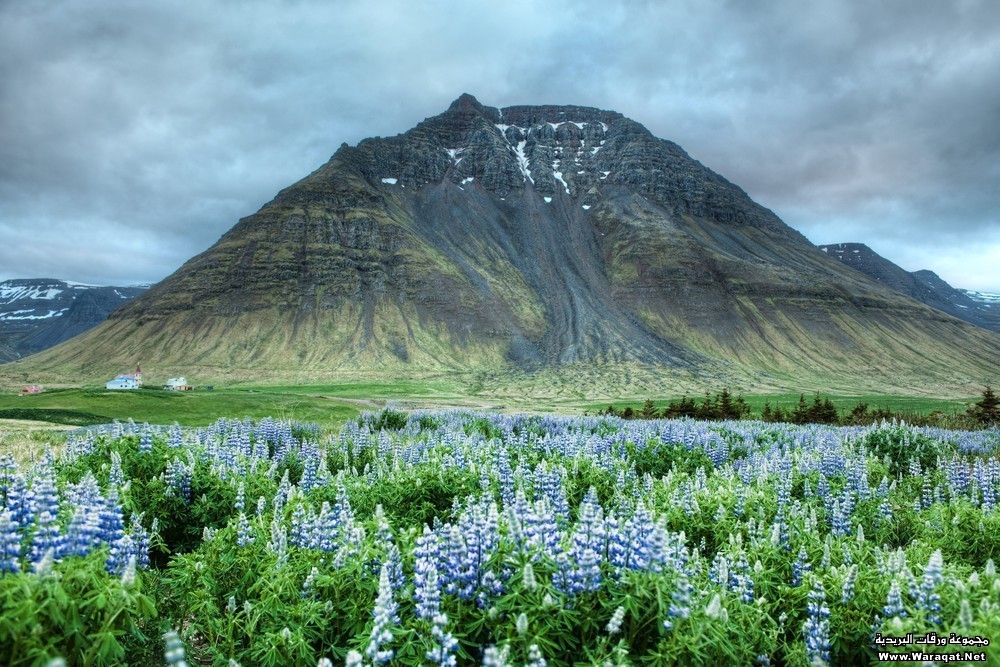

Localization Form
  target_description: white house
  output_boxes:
[106,375,139,390]
[163,377,192,391]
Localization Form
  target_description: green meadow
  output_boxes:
[0,382,983,430]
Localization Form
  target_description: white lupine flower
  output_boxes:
[606,606,626,635]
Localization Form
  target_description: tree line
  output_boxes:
[596,385,999,427]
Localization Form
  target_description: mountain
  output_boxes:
[0,279,148,362]
[818,243,1000,333]
[962,290,1000,306]
[5,95,999,395]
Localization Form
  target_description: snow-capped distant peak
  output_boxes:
[962,289,1000,305]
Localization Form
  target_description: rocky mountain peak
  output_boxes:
[329,95,789,232]
[14,95,999,391]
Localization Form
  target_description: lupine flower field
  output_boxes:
[1,409,1000,665]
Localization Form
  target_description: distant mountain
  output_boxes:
[6,95,999,395]
[962,290,1000,306]
[818,243,1000,333]
[0,279,147,362]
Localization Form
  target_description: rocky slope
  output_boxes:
[818,243,1000,333]
[0,279,147,362]
[6,95,999,395]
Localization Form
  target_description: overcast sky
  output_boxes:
[2,0,999,292]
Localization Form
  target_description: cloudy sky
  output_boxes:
[2,0,999,292]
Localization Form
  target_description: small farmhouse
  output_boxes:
[19,385,43,395]
[163,377,193,391]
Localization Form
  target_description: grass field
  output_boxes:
[0,381,985,429]
[0,386,361,428]
[579,392,977,417]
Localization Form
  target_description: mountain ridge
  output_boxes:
[818,243,1000,333]
[4,95,998,396]
[0,278,147,363]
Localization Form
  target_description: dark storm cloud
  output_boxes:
[1,0,998,290]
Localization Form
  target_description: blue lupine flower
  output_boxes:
[883,578,905,619]
[165,457,192,502]
[99,488,125,545]
[106,533,134,575]
[236,513,255,547]
[163,630,188,667]
[0,509,20,572]
[426,614,458,667]
[3,473,32,528]
[30,509,63,565]
[109,451,124,488]
[234,482,245,512]
[384,542,405,591]
[841,564,858,603]
[525,644,546,667]
[663,567,691,630]
[916,550,944,625]
[414,535,442,621]
[62,505,100,558]
[366,564,399,665]
[792,547,811,587]
[803,578,831,664]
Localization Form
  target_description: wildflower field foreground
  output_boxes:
[2,410,1000,666]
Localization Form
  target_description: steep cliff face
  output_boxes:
[9,95,999,391]
[819,243,1000,333]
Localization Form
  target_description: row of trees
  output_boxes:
[597,385,999,427]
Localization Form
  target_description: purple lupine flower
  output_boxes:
[551,551,576,595]
[803,578,831,664]
[0,508,21,572]
[366,564,399,665]
[731,553,754,603]
[605,510,628,570]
